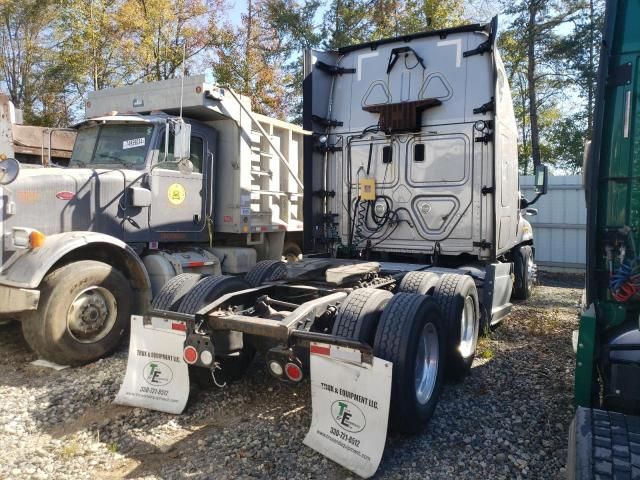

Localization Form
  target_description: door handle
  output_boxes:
[624,90,631,139]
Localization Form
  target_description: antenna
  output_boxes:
[179,40,186,119]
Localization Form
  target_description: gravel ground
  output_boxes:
[0,273,582,480]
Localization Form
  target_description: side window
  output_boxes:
[158,131,204,174]
[190,136,204,173]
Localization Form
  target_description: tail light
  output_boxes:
[285,362,303,382]
[183,346,198,364]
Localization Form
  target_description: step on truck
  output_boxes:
[120,17,549,477]
[0,75,305,365]
[567,0,640,478]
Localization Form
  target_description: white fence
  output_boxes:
[519,175,586,272]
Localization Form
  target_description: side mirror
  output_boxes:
[173,120,191,161]
[524,207,538,216]
[128,186,152,207]
[0,158,20,185]
[534,164,548,195]
[178,159,194,175]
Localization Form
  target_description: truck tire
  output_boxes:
[331,288,393,344]
[177,275,254,384]
[397,271,440,295]
[373,293,446,434]
[176,275,250,314]
[21,260,132,366]
[433,274,480,382]
[151,273,205,310]
[567,407,640,480]
[245,260,288,287]
[283,242,303,263]
[512,245,534,300]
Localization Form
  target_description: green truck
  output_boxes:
[568,0,640,477]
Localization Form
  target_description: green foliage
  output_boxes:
[499,0,601,174]
[0,0,605,159]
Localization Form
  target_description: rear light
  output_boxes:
[268,360,284,377]
[285,362,303,382]
[183,346,198,364]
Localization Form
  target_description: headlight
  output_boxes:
[12,227,46,249]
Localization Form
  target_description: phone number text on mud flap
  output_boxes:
[139,386,169,396]
[329,427,361,447]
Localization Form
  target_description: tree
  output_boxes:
[116,0,216,82]
[0,0,56,121]
[212,0,319,119]
[500,0,583,173]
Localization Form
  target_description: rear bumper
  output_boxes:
[0,284,39,313]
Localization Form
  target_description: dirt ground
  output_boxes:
[0,273,583,480]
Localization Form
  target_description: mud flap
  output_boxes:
[303,342,392,478]
[115,315,190,414]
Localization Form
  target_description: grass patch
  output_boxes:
[476,337,495,360]
[107,442,119,453]
[59,441,80,459]
[526,308,563,336]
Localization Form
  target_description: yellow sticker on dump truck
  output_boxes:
[168,183,186,205]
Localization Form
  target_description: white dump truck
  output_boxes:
[115,17,549,478]
[0,76,305,365]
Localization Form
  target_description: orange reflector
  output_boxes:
[29,230,46,248]
[186,261,205,267]
[285,362,303,382]
[183,346,198,364]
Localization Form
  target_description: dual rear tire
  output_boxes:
[152,273,255,385]
[332,288,447,433]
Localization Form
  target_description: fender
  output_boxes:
[0,232,152,302]
[516,216,534,244]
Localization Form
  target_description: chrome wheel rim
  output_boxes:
[527,255,536,292]
[459,295,477,358]
[414,322,439,405]
[66,286,117,343]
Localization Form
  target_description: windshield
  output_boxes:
[70,123,154,168]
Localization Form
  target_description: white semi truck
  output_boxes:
[115,17,549,477]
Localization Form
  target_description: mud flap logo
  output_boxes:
[143,361,173,386]
[332,400,366,433]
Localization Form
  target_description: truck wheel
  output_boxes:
[177,275,254,384]
[512,245,534,300]
[151,273,205,310]
[567,407,640,479]
[21,260,131,366]
[433,274,480,382]
[245,260,288,287]
[373,293,446,434]
[397,271,439,295]
[331,288,393,344]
